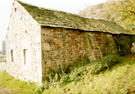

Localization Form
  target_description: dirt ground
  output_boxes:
[0,85,17,94]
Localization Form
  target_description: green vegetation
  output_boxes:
[42,54,120,90]
[114,35,133,55]
[0,71,42,94]
[1,54,135,94]
[41,54,135,94]
[79,0,135,33]
[116,0,135,32]
[43,57,135,94]
[82,32,93,60]
[0,55,6,58]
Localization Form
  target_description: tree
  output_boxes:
[79,0,135,33]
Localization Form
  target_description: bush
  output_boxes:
[42,54,121,89]
[90,54,121,74]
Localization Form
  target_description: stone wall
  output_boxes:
[113,34,133,55]
[6,1,42,84]
[6,1,134,84]
[41,27,118,79]
[41,27,84,77]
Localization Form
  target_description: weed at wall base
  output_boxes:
[42,54,121,89]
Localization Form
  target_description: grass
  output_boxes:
[42,54,121,87]
[0,71,42,94]
[0,55,6,58]
[0,54,135,94]
[42,56,135,94]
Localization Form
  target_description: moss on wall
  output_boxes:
[106,34,118,54]
[131,35,135,42]
[82,32,93,60]
[113,35,132,55]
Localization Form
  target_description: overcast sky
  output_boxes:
[0,0,107,51]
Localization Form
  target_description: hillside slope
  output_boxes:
[42,54,135,94]
[79,0,135,33]
[0,54,135,94]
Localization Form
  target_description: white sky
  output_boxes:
[0,0,107,51]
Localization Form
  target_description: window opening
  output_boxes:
[11,50,14,62]
[15,8,17,12]
[23,49,27,65]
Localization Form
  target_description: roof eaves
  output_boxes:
[40,24,135,35]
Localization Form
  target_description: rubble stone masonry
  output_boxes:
[6,1,42,84]
[41,27,118,79]
[6,0,124,84]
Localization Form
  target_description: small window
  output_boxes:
[23,49,27,65]
[25,30,27,33]
[7,27,9,30]
[15,8,17,12]
[11,50,14,62]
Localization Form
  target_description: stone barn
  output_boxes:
[6,0,134,84]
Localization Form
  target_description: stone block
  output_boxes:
[36,52,41,59]
[42,43,51,50]
[43,59,51,67]
[41,27,50,34]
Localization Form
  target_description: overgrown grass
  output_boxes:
[42,55,135,94]
[1,54,135,94]
[0,71,42,94]
[42,54,121,90]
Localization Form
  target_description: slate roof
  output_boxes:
[17,0,132,35]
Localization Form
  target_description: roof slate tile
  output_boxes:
[17,0,132,35]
